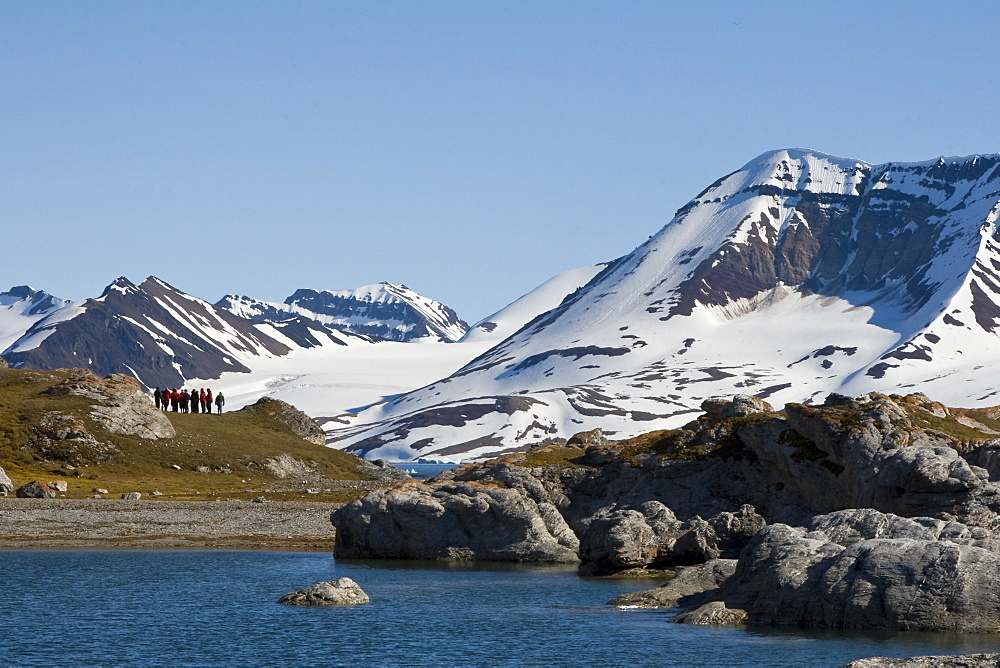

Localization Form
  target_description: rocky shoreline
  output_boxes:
[331,392,1000,634]
[0,498,340,550]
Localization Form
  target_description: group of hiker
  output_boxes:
[153,387,225,414]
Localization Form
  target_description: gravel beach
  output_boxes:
[0,499,340,550]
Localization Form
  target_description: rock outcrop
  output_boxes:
[43,370,175,439]
[0,466,13,495]
[331,391,1000,632]
[277,578,370,606]
[332,480,580,562]
[675,508,1000,632]
[240,397,325,445]
[608,559,737,609]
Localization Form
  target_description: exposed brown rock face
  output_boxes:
[239,397,325,444]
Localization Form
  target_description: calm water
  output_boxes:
[2,552,1000,667]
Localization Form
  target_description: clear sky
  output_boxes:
[3,1,999,323]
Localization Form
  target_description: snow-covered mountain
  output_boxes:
[1,277,366,388]
[0,286,70,353]
[218,282,468,342]
[326,149,1000,462]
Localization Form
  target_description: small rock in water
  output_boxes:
[277,578,370,606]
[121,492,142,500]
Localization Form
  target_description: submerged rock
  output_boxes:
[608,559,737,609]
[844,653,1000,667]
[277,578,369,606]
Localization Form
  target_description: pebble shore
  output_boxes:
[0,499,340,550]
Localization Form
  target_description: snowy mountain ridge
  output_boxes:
[217,281,468,342]
[323,149,1000,461]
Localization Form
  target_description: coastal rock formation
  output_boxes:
[332,479,579,562]
[332,391,1000,631]
[608,559,737,609]
[578,504,764,575]
[277,578,370,606]
[16,480,55,498]
[0,466,12,495]
[676,508,1000,632]
[240,397,325,445]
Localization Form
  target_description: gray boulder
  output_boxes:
[277,578,369,606]
[16,480,55,498]
[332,480,579,562]
[44,371,175,440]
[578,503,764,574]
[121,492,142,500]
[682,508,1000,631]
[608,559,737,608]
[0,466,12,495]
[47,481,68,492]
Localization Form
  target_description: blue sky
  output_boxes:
[3,1,999,322]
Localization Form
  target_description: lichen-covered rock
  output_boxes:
[26,411,123,465]
[277,578,369,606]
[16,480,55,498]
[578,503,764,575]
[608,559,737,608]
[700,394,773,419]
[690,509,1000,632]
[0,466,13,495]
[240,397,325,444]
[332,480,580,562]
[670,601,748,626]
[44,371,174,440]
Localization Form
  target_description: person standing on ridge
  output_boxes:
[205,389,213,414]
[200,388,207,414]
[180,389,190,413]
[215,392,225,414]
[153,388,161,410]
[171,389,180,412]
[190,389,198,414]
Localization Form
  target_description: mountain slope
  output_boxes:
[325,149,1000,461]
[0,286,70,353]
[218,282,468,342]
[2,277,364,389]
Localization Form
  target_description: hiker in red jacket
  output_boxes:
[205,389,213,414]
[200,389,208,413]
[170,389,180,412]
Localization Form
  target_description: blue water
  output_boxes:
[2,552,1000,667]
